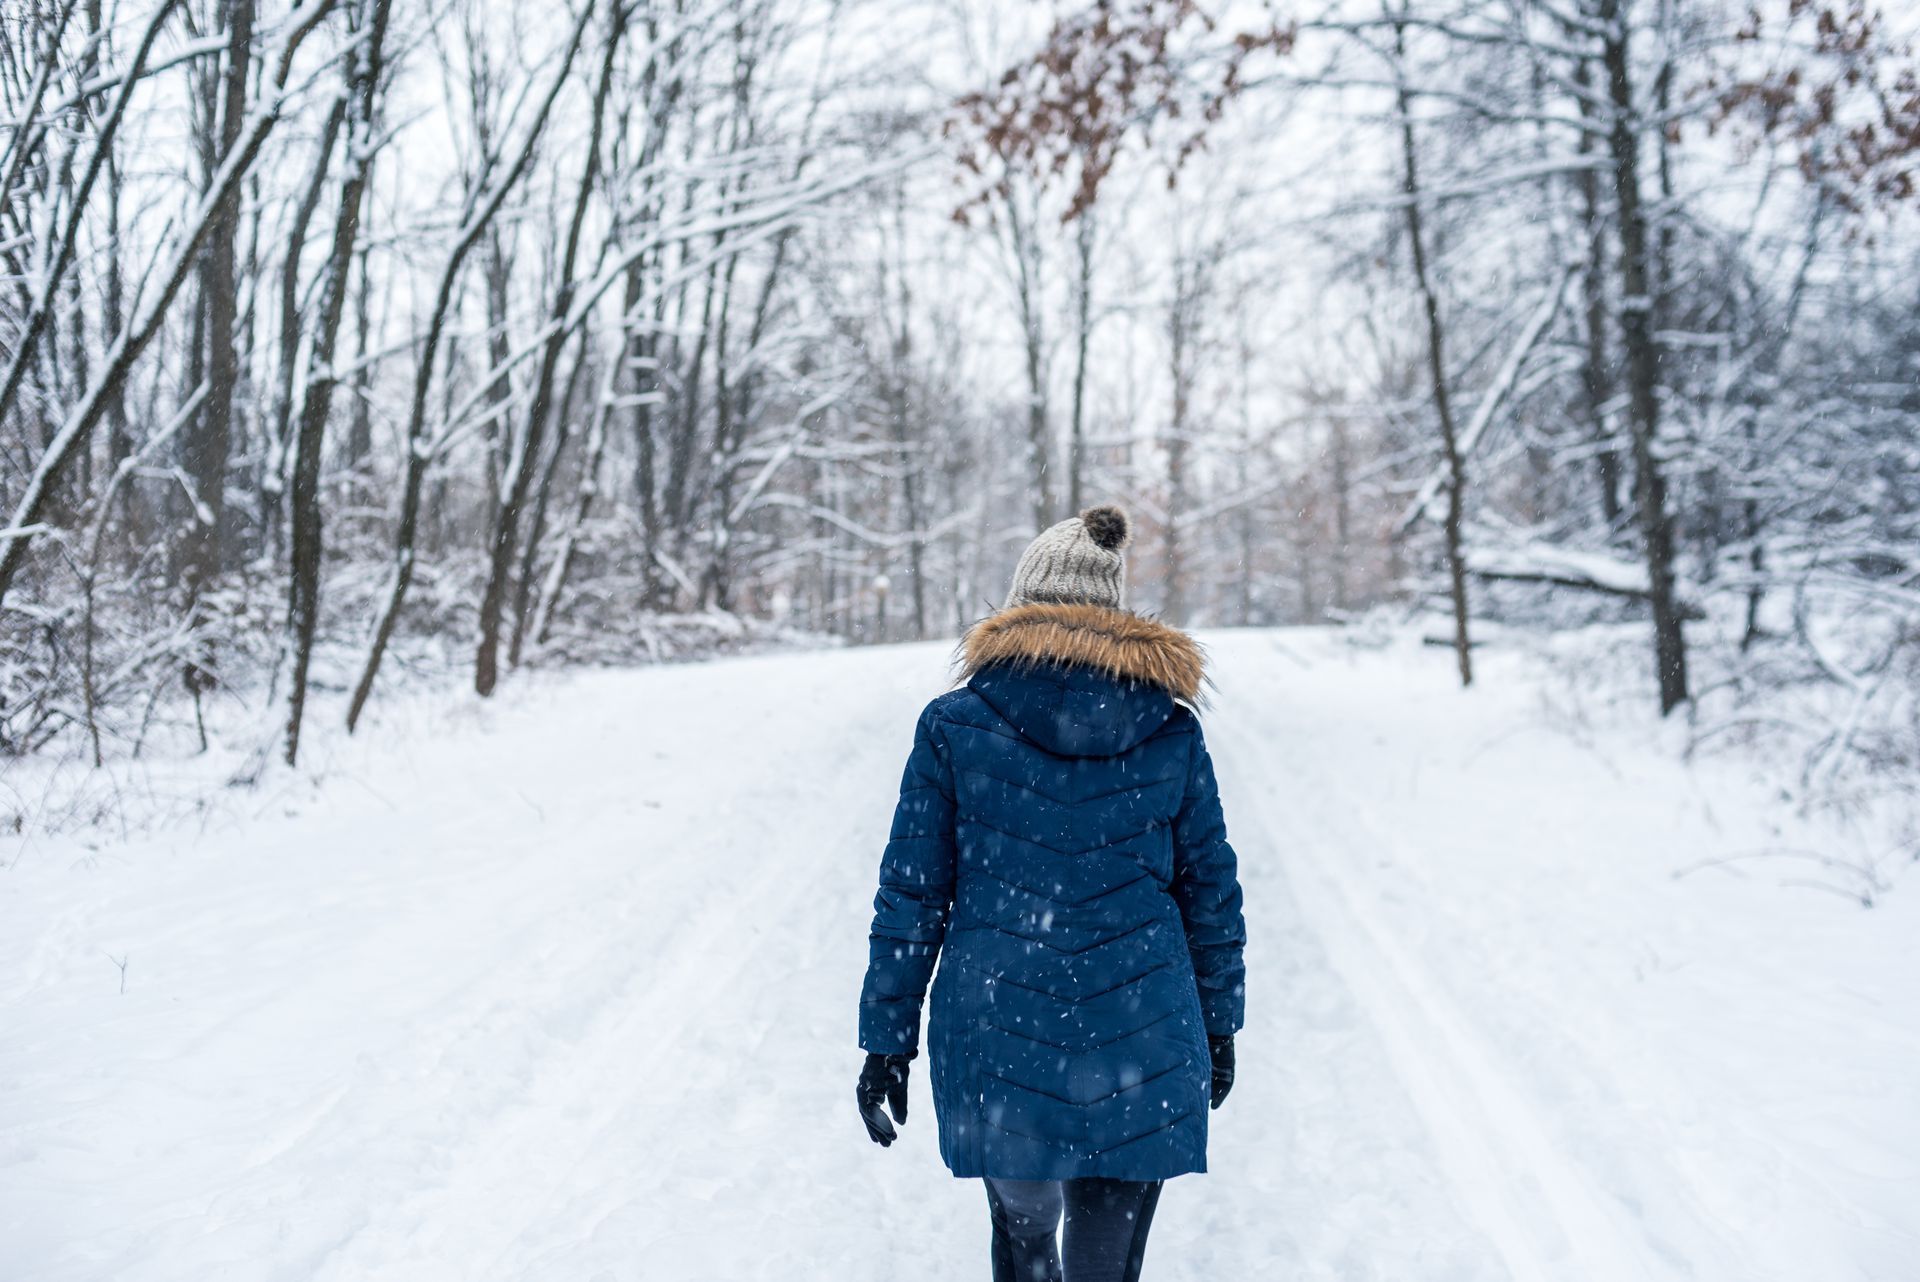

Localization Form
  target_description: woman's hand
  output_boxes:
[857,1052,913,1145]
[1208,1035,1235,1110]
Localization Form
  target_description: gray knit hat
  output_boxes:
[1004,505,1132,609]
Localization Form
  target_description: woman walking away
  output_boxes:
[855,505,1248,1282]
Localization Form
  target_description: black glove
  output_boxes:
[1208,1035,1235,1110]
[857,1052,913,1146]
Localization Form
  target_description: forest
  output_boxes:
[4,5,1919,1274]
[1,0,1915,841]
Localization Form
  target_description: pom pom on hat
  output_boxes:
[1079,504,1130,551]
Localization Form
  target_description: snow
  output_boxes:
[1464,537,1679,601]
[3,631,1916,1280]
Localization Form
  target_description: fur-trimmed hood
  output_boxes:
[959,603,1207,704]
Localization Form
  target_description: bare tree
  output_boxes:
[474,0,623,697]
[347,0,596,730]
[1388,6,1473,686]
[284,0,392,765]
[1596,0,1689,713]
[177,0,255,612]
[0,0,340,611]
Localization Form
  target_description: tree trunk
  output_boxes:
[1021,299,1054,532]
[625,260,663,605]
[1164,300,1190,626]
[102,68,130,478]
[1006,191,1054,530]
[701,248,744,610]
[1573,59,1623,527]
[1392,14,1472,687]
[886,311,928,639]
[1330,417,1352,612]
[181,0,254,601]
[509,325,593,667]
[534,349,619,647]
[475,0,621,697]
[480,229,514,527]
[1599,0,1690,714]
[660,259,716,575]
[1068,214,1095,515]
[285,0,390,766]
[347,237,374,479]
[268,94,345,556]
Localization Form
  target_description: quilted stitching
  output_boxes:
[858,651,1246,1181]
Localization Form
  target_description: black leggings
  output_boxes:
[985,1176,1163,1282]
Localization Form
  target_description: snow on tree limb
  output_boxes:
[1465,539,1705,619]
[0,0,342,611]
[1398,264,1577,535]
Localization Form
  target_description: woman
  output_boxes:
[855,505,1248,1282]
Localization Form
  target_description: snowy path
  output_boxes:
[3,632,1916,1281]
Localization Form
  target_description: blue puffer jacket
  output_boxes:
[859,603,1247,1181]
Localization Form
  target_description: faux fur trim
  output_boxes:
[959,603,1207,703]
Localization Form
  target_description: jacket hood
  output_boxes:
[958,604,1207,758]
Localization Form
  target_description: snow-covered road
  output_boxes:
[4,632,1916,1281]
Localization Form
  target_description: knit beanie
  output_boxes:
[1004,505,1132,610]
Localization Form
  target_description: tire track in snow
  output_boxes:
[307,656,925,1282]
[1209,657,1693,1282]
[9,636,1902,1281]
[311,839,793,1280]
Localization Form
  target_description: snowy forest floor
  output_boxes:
[2,629,1916,1281]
